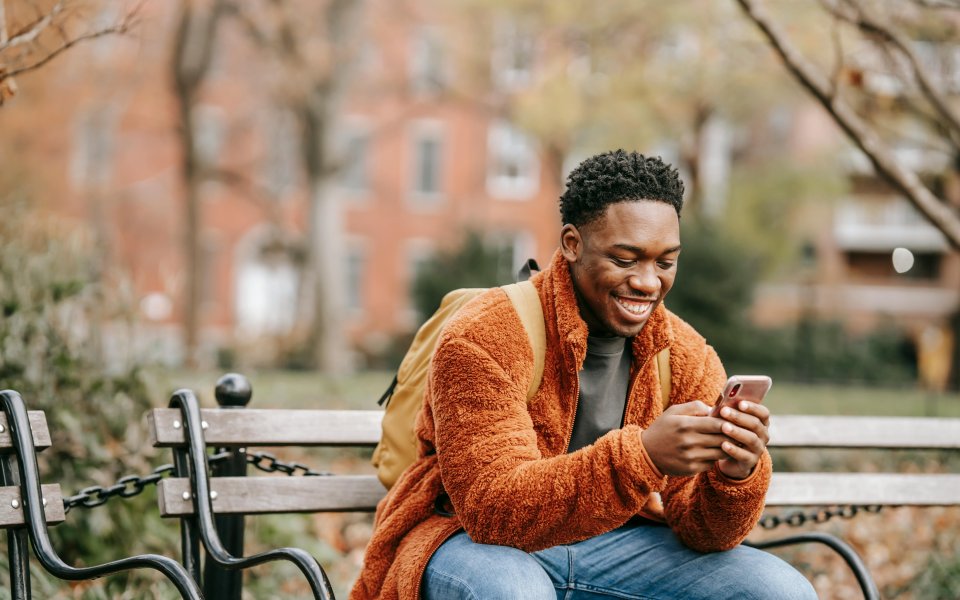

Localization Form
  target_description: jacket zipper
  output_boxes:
[622,343,669,427]
[562,352,582,453]
[413,521,462,600]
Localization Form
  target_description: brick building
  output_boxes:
[2,1,957,377]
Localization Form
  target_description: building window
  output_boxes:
[345,244,366,313]
[402,239,436,327]
[492,20,535,91]
[192,105,226,167]
[264,109,299,198]
[487,120,539,199]
[340,128,372,195]
[486,229,537,281]
[70,108,117,188]
[409,122,445,205]
[845,250,942,281]
[410,27,446,94]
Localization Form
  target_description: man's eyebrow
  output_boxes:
[612,243,682,254]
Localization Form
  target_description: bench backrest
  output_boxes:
[148,409,960,514]
[0,410,66,527]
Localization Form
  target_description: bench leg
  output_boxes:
[2,450,31,599]
[6,527,32,599]
[747,531,880,600]
[203,447,247,600]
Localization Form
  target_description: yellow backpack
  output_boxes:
[372,275,673,491]
[372,279,545,489]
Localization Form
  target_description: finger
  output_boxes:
[717,407,769,445]
[737,401,770,426]
[720,439,759,465]
[719,420,763,453]
[670,400,712,417]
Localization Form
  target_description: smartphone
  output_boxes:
[710,375,772,417]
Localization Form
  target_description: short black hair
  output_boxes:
[559,150,685,227]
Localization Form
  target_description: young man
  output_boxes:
[351,150,817,599]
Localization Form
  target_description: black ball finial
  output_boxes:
[214,373,252,407]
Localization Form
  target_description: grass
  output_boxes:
[147,367,960,417]
[766,381,960,417]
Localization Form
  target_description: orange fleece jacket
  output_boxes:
[350,250,771,600]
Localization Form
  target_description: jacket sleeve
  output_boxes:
[430,336,667,551]
[660,344,772,551]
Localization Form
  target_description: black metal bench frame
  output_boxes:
[148,373,960,600]
[0,389,203,599]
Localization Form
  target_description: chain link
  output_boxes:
[759,504,885,530]
[244,450,333,477]
[66,453,881,531]
[63,450,331,512]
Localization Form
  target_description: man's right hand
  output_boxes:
[640,401,727,476]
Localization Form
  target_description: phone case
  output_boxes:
[711,375,772,417]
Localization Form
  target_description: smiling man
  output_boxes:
[351,150,817,600]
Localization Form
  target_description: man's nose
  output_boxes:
[627,264,659,295]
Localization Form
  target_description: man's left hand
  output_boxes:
[714,401,770,480]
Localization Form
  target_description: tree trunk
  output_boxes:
[171,0,226,367]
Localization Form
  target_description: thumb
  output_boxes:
[669,400,712,416]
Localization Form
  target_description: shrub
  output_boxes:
[0,193,177,595]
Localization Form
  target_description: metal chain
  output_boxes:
[758,505,884,530]
[62,450,330,512]
[64,453,885,530]
[243,450,333,477]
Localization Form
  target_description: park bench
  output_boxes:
[0,389,203,599]
[147,373,960,600]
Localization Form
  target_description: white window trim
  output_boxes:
[486,120,539,200]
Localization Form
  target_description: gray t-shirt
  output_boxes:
[567,335,632,453]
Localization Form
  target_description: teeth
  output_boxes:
[616,297,651,316]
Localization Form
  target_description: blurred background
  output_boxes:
[1,0,960,598]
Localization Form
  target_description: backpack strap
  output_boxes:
[502,280,545,400]
[655,346,671,410]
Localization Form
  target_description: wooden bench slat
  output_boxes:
[0,411,52,453]
[769,416,960,449]
[765,473,960,506]
[0,484,65,527]
[149,410,960,451]
[159,472,960,515]
[148,409,384,447]
[157,476,387,516]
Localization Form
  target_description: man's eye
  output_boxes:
[657,260,676,270]
[611,257,635,267]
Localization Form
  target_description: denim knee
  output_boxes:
[720,549,819,600]
[423,532,556,600]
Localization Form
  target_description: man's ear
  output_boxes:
[560,224,582,263]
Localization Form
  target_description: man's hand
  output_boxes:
[714,400,770,480]
[640,401,728,476]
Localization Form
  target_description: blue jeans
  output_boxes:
[423,524,818,600]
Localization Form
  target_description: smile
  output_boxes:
[615,296,655,318]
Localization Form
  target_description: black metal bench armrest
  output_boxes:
[170,389,336,600]
[746,532,880,600]
[0,390,204,600]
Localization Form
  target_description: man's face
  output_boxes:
[561,200,681,338]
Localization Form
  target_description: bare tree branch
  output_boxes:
[737,0,960,249]
[3,20,130,80]
[1,2,63,50]
[910,0,960,10]
[838,0,960,143]
[0,1,142,104]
